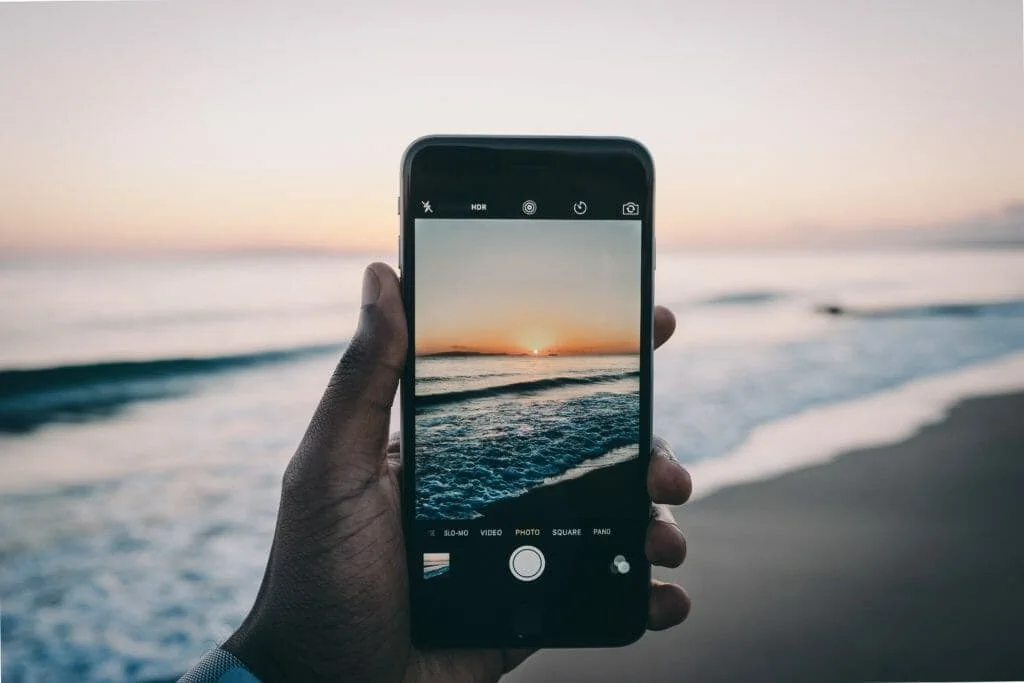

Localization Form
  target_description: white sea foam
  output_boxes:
[540,445,638,487]
[687,351,1024,502]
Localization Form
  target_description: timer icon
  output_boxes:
[572,201,588,215]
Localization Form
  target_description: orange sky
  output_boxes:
[416,328,640,357]
[414,219,641,356]
[0,0,1022,252]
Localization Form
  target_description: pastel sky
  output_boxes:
[415,219,641,356]
[0,0,1022,252]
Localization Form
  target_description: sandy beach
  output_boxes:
[142,390,1024,683]
[508,391,1024,683]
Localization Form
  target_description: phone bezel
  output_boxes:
[399,135,655,648]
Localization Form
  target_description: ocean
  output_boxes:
[2,249,1024,682]
[415,354,640,520]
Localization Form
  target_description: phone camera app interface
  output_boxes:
[413,215,645,634]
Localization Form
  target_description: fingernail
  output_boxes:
[362,266,381,306]
[664,447,685,471]
[655,439,683,468]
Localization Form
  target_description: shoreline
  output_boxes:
[509,390,1024,683]
[149,385,1024,683]
[687,349,1024,500]
[479,351,1024,524]
[477,458,642,521]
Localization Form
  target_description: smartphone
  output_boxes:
[399,136,654,648]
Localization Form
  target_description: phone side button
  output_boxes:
[398,234,403,270]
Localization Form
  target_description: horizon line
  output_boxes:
[3,241,1023,259]
[416,351,639,358]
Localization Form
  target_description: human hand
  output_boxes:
[222,263,692,682]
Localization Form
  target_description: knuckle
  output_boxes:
[280,454,305,500]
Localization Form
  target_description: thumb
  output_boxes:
[296,262,407,487]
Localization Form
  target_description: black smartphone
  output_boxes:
[399,136,654,648]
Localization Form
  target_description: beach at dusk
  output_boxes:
[3,250,1023,682]
[2,0,1024,680]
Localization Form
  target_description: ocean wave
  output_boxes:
[814,299,1024,319]
[415,388,640,520]
[82,302,339,331]
[0,344,341,434]
[416,372,515,384]
[696,290,788,307]
[416,370,639,408]
[686,351,1024,502]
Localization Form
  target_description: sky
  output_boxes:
[0,0,1022,252]
[414,219,641,356]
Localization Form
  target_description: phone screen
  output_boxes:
[402,138,653,646]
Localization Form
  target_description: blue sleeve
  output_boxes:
[178,649,261,683]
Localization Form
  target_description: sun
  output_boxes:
[532,349,539,355]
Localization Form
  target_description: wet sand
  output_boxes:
[479,459,642,521]
[508,392,1024,683]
